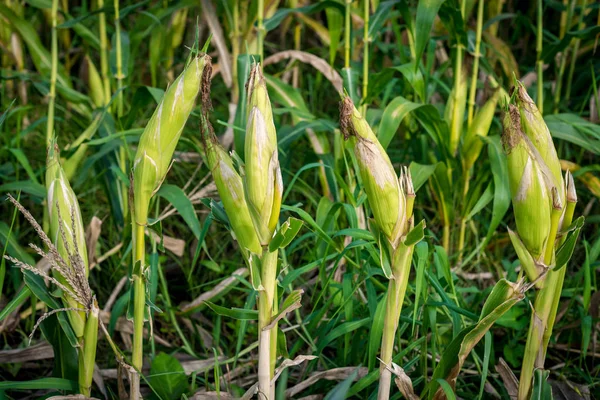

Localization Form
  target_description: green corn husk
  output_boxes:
[244,63,282,244]
[202,126,262,255]
[445,70,468,155]
[46,142,89,337]
[340,96,406,246]
[133,54,210,226]
[514,83,564,202]
[502,107,553,260]
[462,88,505,170]
[86,55,105,108]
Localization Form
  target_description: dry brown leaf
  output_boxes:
[271,355,318,384]
[145,229,185,257]
[388,362,419,400]
[263,289,304,330]
[86,216,102,270]
[0,341,54,363]
[286,366,369,397]
[264,50,343,92]
[182,268,248,312]
[495,358,518,399]
[200,0,232,88]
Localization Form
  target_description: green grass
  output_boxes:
[0,1,599,399]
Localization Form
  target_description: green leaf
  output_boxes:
[156,184,202,239]
[427,279,523,399]
[22,271,79,347]
[233,54,257,156]
[326,1,343,65]
[404,219,426,247]
[263,1,344,32]
[483,135,510,243]
[531,369,552,400]
[324,367,360,400]
[269,217,303,252]
[333,228,376,242]
[413,241,429,333]
[378,231,394,279]
[508,229,539,284]
[409,162,439,193]
[9,149,39,184]
[0,181,46,198]
[204,301,258,320]
[0,4,71,90]
[40,313,78,381]
[378,96,422,149]
[148,352,189,400]
[0,286,31,322]
[110,30,130,78]
[247,252,263,291]
[342,67,359,105]
[554,216,584,271]
[0,377,78,390]
[317,317,371,353]
[368,293,387,371]
[414,0,446,69]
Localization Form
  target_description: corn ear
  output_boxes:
[133,54,210,226]
[46,142,88,337]
[244,63,282,244]
[445,70,468,155]
[86,55,105,108]
[514,83,564,202]
[202,127,262,255]
[462,88,505,170]
[502,106,553,260]
[340,96,406,246]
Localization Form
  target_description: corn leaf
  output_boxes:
[414,0,446,69]
[204,301,258,320]
[427,279,524,399]
[156,184,202,239]
[269,217,304,252]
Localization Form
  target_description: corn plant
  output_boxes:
[3,143,99,396]
[201,63,303,399]
[502,82,583,399]
[340,95,424,399]
[129,52,211,398]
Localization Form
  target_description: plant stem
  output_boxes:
[553,0,576,114]
[457,170,471,265]
[518,204,562,399]
[113,0,128,220]
[131,222,146,399]
[258,250,278,400]
[344,0,351,69]
[536,0,544,113]
[541,199,577,358]
[231,0,240,102]
[377,244,413,400]
[46,0,58,147]
[97,0,110,106]
[467,0,483,127]
[565,0,589,101]
[78,299,99,397]
[257,0,265,61]
[361,0,369,115]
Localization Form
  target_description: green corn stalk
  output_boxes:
[502,85,581,399]
[130,53,210,399]
[245,64,283,399]
[46,142,98,397]
[202,63,283,399]
[46,144,89,338]
[340,96,421,400]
